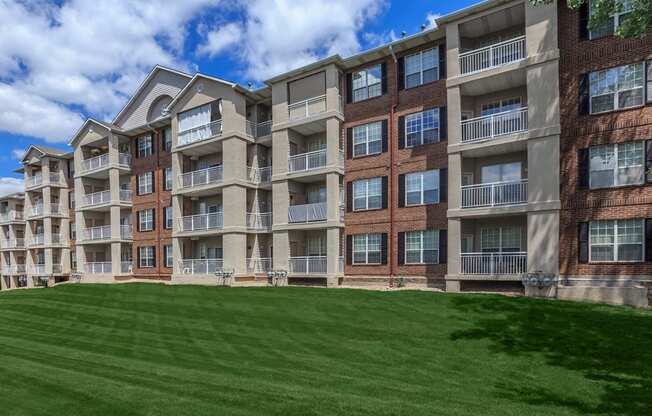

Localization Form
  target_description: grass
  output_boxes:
[0,284,650,416]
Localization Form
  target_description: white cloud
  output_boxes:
[363,29,399,47]
[11,148,26,161]
[426,13,441,29]
[197,22,243,58]
[0,177,24,197]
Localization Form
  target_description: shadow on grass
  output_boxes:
[449,295,652,416]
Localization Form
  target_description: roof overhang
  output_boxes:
[436,0,520,24]
[68,118,121,147]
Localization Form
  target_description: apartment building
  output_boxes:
[0,193,26,289]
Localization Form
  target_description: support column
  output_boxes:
[272,181,289,227]
[326,227,340,287]
[223,233,247,276]
[325,118,341,167]
[326,172,341,223]
[446,218,461,292]
[273,230,289,271]
[110,242,121,277]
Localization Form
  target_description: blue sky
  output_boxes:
[0,0,478,195]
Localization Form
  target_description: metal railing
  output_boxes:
[459,36,526,75]
[0,211,23,222]
[27,174,43,188]
[82,190,111,207]
[121,261,133,274]
[1,239,25,249]
[120,225,133,240]
[51,234,62,245]
[246,258,272,274]
[179,212,223,232]
[461,252,527,275]
[246,212,272,230]
[178,120,222,146]
[31,264,46,275]
[49,172,62,184]
[179,259,224,275]
[288,149,327,172]
[29,234,45,246]
[52,264,62,274]
[247,166,272,184]
[288,95,327,120]
[86,262,112,274]
[179,165,223,189]
[461,180,528,208]
[80,225,111,241]
[288,202,327,223]
[289,256,327,275]
[3,264,25,274]
[50,204,61,215]
[120,189,132,202]
[119,153,131,166]
[30,204,43,217]
[81,153,109,172]
[246,120,273,138]
[461,107,528,143]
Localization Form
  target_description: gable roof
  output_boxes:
[21,144,71,164]
[67,118,121,147]
[166,73,260,111]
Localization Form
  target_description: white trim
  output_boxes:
[352,233,382,265]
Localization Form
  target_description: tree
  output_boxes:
[531,0,651,38]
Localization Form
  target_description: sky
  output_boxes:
[0,0,478,195]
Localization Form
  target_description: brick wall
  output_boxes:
[558,4,652,277]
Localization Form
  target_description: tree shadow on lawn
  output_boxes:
[448,295,652,416]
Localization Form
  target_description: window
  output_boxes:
[481,162,522,183]
[352,234,382,264]
[138,172,153,195]
[163,127,172,152]
[405,230,439,264]
[589,142,644,189]
[352,64,382,102]
[481,227,522,252]
[589,62,645,114]
[406,109,440,147]
[353,178,382,211]
[139,246,155,268]
[405,48,438,88]
[480,98,522,116]
[647,61,652,104]
[164,167,172,191]
[590,219,643,262]
[589,0,634,39]
[164,245,173,268]
[405,170,439,206]
[353,121,383,157]
[137,134,153,158]
[164,206,172,229]
[139,208,154,232]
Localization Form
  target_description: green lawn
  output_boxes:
[0,284,650,416]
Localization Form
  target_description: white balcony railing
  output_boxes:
[31,264,46,275]
[27,174,43,188]
[86,262,112,274]
[178,120,222,147]
[179,212,223,232]
[51,234,62,245]
[288,95,327,120]
[121,261,133,274]
[179,166,223,189]
[288,149,327,172]
[49,173,62,184]
[247,166,272,184]
[1,239,25,249]
[30,204,43,217]
[179,259,223,275]
[29,234,45,246]
[461,180,528,208]
[459,36,526,75]
[246,120,273,138]
[50,204,61,215]
[81,225,111,241]
[3,264,26,274]
[81,153,109,172]
[0,211,23,222]
[461,108,528,143]
[246,212,272,230]
[288,202,327,223]
[246,258,272,274]
[52,264,62,274]
[119,153,131,166]
[120,225,133,240]
[120,189,132,203]
[289,256,327,275]
[461,252,527,275]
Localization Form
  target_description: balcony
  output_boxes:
[246,212,272,231]
[49,172,63,185]
[288,149,326,173]
[28,234,44,246]
[179,166,223,190]
[80,225,111,242]
[29,204,43,218]
[288,95,327,121]
[2,265,25,274]
[52,264,63,274]
[460,252,527,275]
[246,120,272,138]
[31,264,46,275]
[461,108,528,144]
[27,174,43,188]
[50,204,62,215]
[86,262,112,274]
[121,261,133,274]
[246,258,272,274]
[51,234,63,245]
[179,213,223,233]
[288,256,327,275]
[0,211,23,223]
[288,202,327,223]
[82,190,110,207]
[178,120,222,147]
[179,259,223,275]
[1,239,25,249]
[247,166,272,185]
[80,153,131,174]
[120,225,133,240]
[459,36,526,75]
[461,180,528,209]
[120,190,132,203]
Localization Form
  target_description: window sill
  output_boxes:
[404,202,441,208]
[587,261,645,265]
[589,182,647,191]
[351,207,385,214]
[589,103,645,116]
[401,79,442,92]
[351,151,384,160]
[403,262,440,266]
[403,141,442,150]
[351,263,383,266]
[349,94,386,105]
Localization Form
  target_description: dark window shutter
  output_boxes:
[381,176,388,209]
[346,235,353,265]
[152,209,156,231]
[398,174,405,208]
[381,233,388,265]
[150,134,156,155]
[346,73,353,104]
[579,3,589,41]
[346,128,353,159]
[397,232,405,265]
[381,119,388,153]
[151,172,155,193]
[578,222,589,264]
[152,246,157,267]
[579,74,590,115]
[577,149,589,189]
[346,181,353,212]
[439,107,447,141]
[136,175,140,196]
[646,220,652,261]
[439,168,448,203]
[398,116,405,149]
[397,57,405,91]
[439,230,447,264]
[381,62,388,95]
[137,211,141,232]
[438,43,446,79]
[647,140,652,183]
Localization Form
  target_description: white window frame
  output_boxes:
[352,64,382,103]
[589,0,634,40]
[137,134,153,158]
[139,246,155,268]
[164,167,172,191]
[480,227,522,253]
[164,245,173,268]
[589,219,644,263]
[139,208,154,232]
[352,121,383,157]
[138,172,153,195]
[405,108,440,148]
[589,62,645,114]
[352,233,382,265]
[404,47,439,88]
[164,206,172,229]
[480,97,522,116]
[352,177,382,211]
[589,141,645,189]
[405,170,440,206]
[405,230,440,264]
[163,127,172,152]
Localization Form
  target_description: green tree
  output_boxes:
[531,0,651,38]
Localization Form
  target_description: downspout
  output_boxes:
[388,44,399,288]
